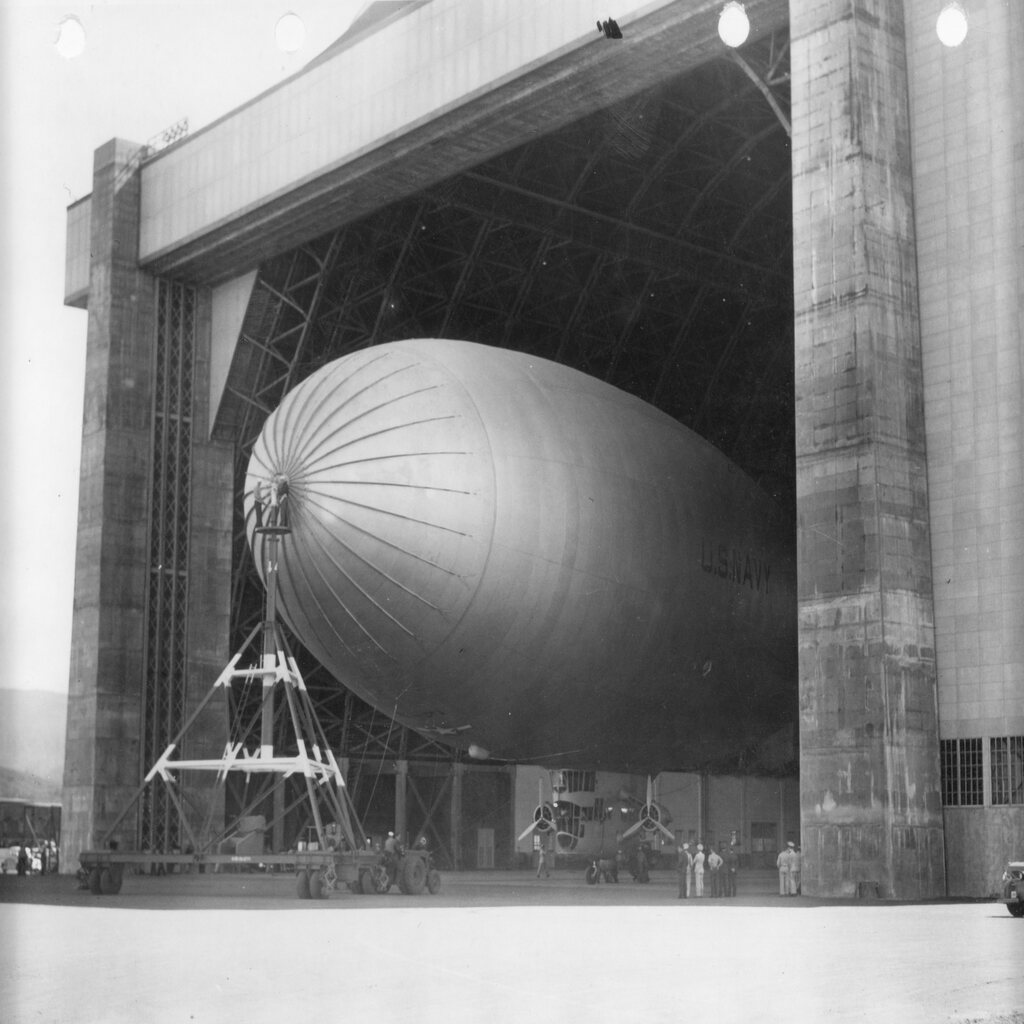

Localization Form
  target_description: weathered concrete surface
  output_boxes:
[905,0,1024,896]
[945,806,1024,899]
[61,140,157,867]
[791,1,944,896]
[1,873,1019,1024]
[133,0,790,284]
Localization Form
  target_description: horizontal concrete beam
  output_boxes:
[131,0,787,286]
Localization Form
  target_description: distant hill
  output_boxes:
[0,765,62,804]
[0,689,66,802]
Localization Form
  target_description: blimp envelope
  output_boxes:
[245,338,795,770]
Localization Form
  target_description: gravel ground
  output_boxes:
[2,872,1020,1024]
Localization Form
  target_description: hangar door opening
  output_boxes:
[213,27,796,842]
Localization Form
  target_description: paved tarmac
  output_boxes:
[2,870,1021,1024]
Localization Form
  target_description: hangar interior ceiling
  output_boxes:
[212,32,794,777]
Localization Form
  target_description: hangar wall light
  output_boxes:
[55,15,86,58]
[718,2,750,48]
[276,12,306,53]
[936,2,968,47]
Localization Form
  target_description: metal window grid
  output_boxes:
[991,736,1024,806]
[941,738,984,807]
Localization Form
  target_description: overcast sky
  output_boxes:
[0,1,363,695]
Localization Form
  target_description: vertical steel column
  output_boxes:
[260,532,283,851]
[395,760,408,843]
[739,777,747,852]
[450,763,464,871]
[778,780,786,846]
[259,533,280,761]
[140,278,196,856]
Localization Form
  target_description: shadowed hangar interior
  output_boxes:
[210,33,796,848]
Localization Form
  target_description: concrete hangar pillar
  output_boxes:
[61,141,233,866]
[792,0,946,898]
[793,0,1024,898]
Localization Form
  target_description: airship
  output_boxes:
[244,338,795,771]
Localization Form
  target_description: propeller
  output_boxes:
[621,775,674,842]
[518,777,558,842]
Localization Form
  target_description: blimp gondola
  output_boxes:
[244,338,795,771]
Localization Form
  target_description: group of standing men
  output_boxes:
[10,841,58,876]
[776,840,801,895]
[676,840,739,898]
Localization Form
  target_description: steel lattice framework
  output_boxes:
[141,279,196,853]
[213,37,794,778]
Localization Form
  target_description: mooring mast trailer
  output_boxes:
[77,481,441,900]
[77,845,440,899]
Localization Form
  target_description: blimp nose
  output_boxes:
[242,337,795,768]
[244,342,496,683]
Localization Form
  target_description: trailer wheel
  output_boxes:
[296,870,311,899]
[400,854,427,895]
[427,869,441,894]
[309,869,325,899]
[88,867,102,894]
[99,866,123,895]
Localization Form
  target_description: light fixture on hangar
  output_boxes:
[718,2,751,48]
[936,2,969,47]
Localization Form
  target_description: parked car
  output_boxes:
[999,861,1024,917]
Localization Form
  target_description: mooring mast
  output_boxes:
[93,475,363,869]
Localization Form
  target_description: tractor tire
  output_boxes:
[309,869,325,899]
[296,869,311,899]
[99,866,123,895]
[88,867,102,894]
[399,854,427,895]
[427,869,441,894]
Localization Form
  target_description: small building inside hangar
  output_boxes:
[61,0,1024,896]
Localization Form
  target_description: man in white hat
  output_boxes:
[777,841,795,895]
[677,842,693,899]
[693,843,706,897]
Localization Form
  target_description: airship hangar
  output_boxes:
[62,0,1023,899]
